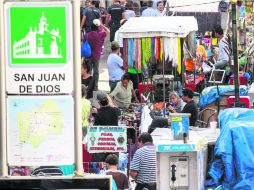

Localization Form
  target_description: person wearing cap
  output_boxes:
[106,0,126,42]
[110,73,139,108]
[82,19,109,90]
[94,91,120,126]
[107,41,124,92]
[91,92,120,162]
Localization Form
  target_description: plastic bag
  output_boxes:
[81,40,91,58]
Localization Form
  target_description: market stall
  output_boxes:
[118,16,198,103]
[206,108,254,189]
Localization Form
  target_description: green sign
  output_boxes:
[10,7,67,64]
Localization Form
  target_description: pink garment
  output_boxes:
[84,28,107,61]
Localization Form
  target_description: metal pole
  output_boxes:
[0,0,8,176]
[73,0,83,175]
[163,58,166,117]
[232,2,240,107]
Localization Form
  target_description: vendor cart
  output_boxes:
[118,16,198,103]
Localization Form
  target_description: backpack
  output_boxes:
[81,40,91,58]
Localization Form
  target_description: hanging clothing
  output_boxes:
[137,39,142,70]
[141,38,146,66]
[145,38,152,63]
[172,38,178,67]
[177,38,182,74]
[128,38,134,67]
[155,37,161,61]
[123,38,128,70]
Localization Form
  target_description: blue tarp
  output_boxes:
[206,108,254,190]
[198,85,248,108]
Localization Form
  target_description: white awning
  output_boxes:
[118,16,198,38]
[167,0,222,12]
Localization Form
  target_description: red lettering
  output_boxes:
[97,142,116,146]
[101,133,113,136]
[90,147,115,151]
[98,138,115,141]
[117,147,125,151]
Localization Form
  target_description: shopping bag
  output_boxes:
[81,40,91,58]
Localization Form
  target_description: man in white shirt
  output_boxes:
[142,0,160,17]
[214,26,231,69]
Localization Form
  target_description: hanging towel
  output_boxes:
[171,38,178,67]
[123,38,128,70]
[160,37,163,61]
[177,38,182,74]
[137,39,142,70]
[169,38,174,61]
[155,37,161,61]
[128,38,134,68]
[151,37,155,63]
[163,37,170,62]
[145,38,152,63]
[141,38,146,66]
[133,38,138,67]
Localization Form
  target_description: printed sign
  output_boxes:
[7,96,74,166]
[4,2,73,94]
[10,7,67,64]
[87,126,127,153]
[157,144,196,152]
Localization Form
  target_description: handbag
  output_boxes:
[81,40,91,58]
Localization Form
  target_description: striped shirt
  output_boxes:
[130,143,157,184]
[218,35,230,62]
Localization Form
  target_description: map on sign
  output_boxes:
[10,7,67,64]
[17,100,63,148]
[7,96,74,166]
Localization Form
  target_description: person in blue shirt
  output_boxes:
[107,41,124,92]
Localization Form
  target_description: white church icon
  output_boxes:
[13,12,63,59]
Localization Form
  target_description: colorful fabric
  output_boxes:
[128,38,134,67]
[141,38,146,66]
[145,38,152,63]
[137,39,142,70]
[123,38,128,69]
[177,38,181,74]
[133,38,138,67]
[155,37,161,61]
[160,37,163,61]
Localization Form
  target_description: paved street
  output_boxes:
[98,35,111,92]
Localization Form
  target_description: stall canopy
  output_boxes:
[118,16,198,38]
[168,0,224,12]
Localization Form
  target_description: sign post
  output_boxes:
[0,0,8,177]
[1,0,83,175]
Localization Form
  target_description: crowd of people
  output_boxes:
[79,1,201,189]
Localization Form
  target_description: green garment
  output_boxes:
[110,81,134,108]
[81,98,91,127]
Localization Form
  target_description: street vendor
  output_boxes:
[167,91,186,113]
[110,73,139,108]
[169,88,198,126]
[213,25,231,69]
